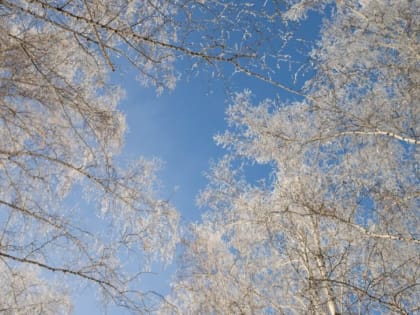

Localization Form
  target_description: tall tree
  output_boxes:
[163,1,419,314]
[0,0,296,313]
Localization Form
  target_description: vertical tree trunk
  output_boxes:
[313,218,338,315]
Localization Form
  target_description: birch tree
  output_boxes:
[163,1,419,314]
[0,1,181,312]
[0,0,296,313]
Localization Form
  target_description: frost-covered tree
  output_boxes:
[0,0,299,313]
[0,1,181,312]
[163,1,419,314]
[0,263,72,315]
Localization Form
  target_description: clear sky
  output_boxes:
[72,7,324,314]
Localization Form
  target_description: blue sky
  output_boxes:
[119,72,228,223]
[72,7,325,314]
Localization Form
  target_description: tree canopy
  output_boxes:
[162,1,419,314]
[0,0,418,314]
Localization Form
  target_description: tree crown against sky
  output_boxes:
[162,1,419,314]
[0,0,419,314]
